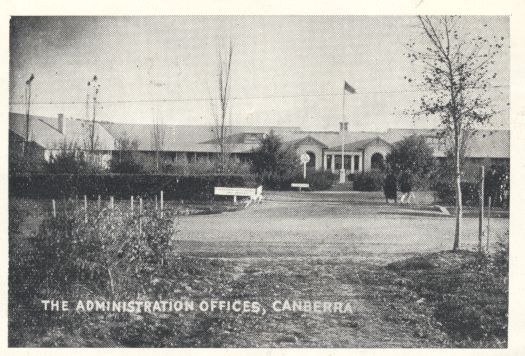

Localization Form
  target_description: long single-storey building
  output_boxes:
[9,112,510,175]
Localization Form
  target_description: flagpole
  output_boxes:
[340,83,346,183]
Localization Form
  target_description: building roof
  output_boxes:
[327,136,392,152]
[286,135,328,148]
[9,112,509,159]
[9,112,115,150]
[100,121,300,153]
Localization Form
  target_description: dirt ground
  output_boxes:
[9,192,509,347]
[176,191,509,258]
[166,191,508,347]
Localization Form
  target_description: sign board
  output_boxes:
[214,187,258,197]
[291,183,310,189]
[300,153,310,164]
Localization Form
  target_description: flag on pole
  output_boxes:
[344,81,356,94]
[339,122,348,131]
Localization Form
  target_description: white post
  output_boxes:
[331,154,335,173]
[303,161,307,179]
[139,197,143,234]
[350,155,355,174]
[160,190,164,218]
[358,154,363,173]
[131,195,134,214]
[84,195,88,223]
[110,196,114,211]
[155,195,158,211]
[478,166,485,253]
[233,195,237,204]
[52,199,56,218]
[97,194,101,209]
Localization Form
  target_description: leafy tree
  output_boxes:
[250,131,299,189]
[46,142,103,174]
[405,16,506,250]
[386,135,435,187]
[110,137,143,173]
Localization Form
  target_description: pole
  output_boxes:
[24,84,31,156]
[52,199,56,218]
[303,161,307,180]
[139,197,143,234]
[131,195,134,214]
[97,194,101,209]
[339,84,346,183]
[487,196,491,253]
[478,166,485,253]
[84,195,88,223]
[110,196,114,211]
[160,190,164,218]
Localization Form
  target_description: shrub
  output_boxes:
[16,204,175,299]
[250,131,300,189]
[110,158,143,174]
[353,170,384,191]
[386,135,436,186]
[297,170,337,190]
[433,180,486,206]
[9,173,257,201]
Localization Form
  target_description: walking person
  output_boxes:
[399,170,415,204]
[384,171,398,203]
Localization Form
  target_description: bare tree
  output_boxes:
[23,73,35,157]
[212,41,234,172]
[151,113,165,172]
[405,16,506,250]
[89,75,100,153]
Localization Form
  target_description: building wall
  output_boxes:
[294,144,324,170]
[363,142,392,171]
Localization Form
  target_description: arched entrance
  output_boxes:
[371,152,384,170]
[306,151,316,168]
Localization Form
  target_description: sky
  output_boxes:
[9,16,509,132]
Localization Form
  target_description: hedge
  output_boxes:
[353,170,385,191]
[433,180,509,208]
[9,173,258,201]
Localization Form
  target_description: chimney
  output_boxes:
[57,113,65,134]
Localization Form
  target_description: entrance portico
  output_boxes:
[323,151,363,174]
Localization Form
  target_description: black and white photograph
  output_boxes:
[6,10,516,349]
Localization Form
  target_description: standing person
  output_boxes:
[384,171,398,203]
[399,170,415,204]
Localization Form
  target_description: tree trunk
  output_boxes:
[453,132,462,251]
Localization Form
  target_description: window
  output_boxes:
[326,155,332,170]
[354,155,360,171]
[335,156,342,170]
[344,155,351,169]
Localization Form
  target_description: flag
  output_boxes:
[339,122,348,131]
[344,81,356,94]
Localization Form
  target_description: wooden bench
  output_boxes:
[214,185,263,204]
[291,183,310,191]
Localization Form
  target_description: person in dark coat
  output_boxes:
[384,171,398,203]
[399,170,415,204]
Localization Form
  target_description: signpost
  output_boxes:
[300,153,310,179]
